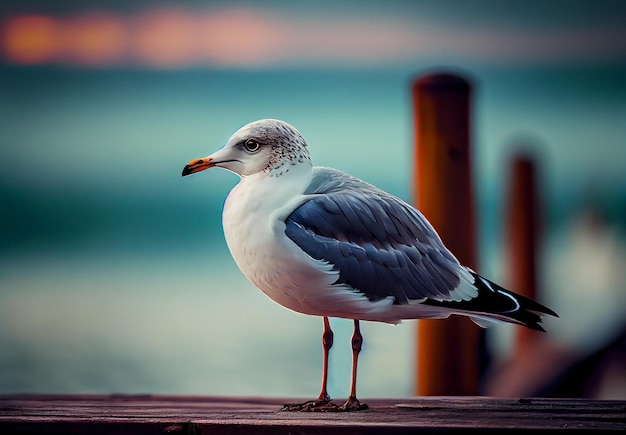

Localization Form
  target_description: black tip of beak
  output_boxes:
[181,165,193,177]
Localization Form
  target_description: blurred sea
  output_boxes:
[1,65,625,397]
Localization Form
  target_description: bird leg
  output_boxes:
[280,317,340,412]
[318,315,334,402]
[341,319,369,411]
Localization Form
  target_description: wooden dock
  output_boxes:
[1,394,624,433]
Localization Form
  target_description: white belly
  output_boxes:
[223,192,330,315]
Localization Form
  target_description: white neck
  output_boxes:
[225,161,312,221]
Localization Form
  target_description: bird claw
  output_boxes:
[280,398,368,412]
[341,397,369,412]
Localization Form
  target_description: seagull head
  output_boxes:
[182,119,311,178]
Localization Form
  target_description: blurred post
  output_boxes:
[412,73,480,395]
[506,155,541,355]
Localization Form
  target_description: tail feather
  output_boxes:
[423,271,558,331]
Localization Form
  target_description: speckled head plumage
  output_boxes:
[239,119,310,176]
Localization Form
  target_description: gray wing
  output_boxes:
[284,167,464,304]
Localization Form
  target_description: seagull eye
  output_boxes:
[243,139,261,153]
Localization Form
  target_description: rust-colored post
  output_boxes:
[412,73,480,396]
[506,155,540,355]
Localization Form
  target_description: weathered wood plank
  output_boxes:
[1,395,624,434]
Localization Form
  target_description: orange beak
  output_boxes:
[182,157,214,177]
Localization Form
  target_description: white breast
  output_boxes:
[222,169,323,314]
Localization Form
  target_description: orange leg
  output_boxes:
[342,320,368,411]
[317,316,333,402]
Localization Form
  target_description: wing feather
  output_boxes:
[285,167,464,304]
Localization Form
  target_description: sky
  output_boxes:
[1,0,625,69]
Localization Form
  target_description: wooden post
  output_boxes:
[412,73,480,396]
[506,155,540,355]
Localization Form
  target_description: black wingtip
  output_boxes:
[471,272,558,330]
[515,292,559,319]
[523,320,547,332]
[423,272,558,331]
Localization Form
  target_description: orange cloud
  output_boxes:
[1,8,290,68]
[197,8,286,67]
[61,13,128,66]
[2,15,60,64]
[132,8,200,67]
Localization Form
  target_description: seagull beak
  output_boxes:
[182,157,215,177]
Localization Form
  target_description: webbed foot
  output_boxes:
[340,397,369,411]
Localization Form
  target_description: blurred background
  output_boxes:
[1,0,625,400]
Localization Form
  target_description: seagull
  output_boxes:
[182,119,557,412]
